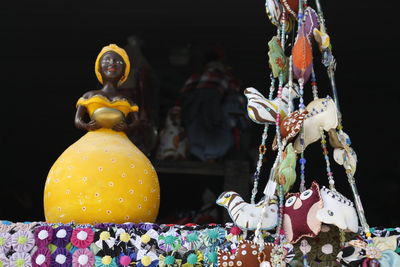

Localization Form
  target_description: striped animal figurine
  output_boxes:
[244,83,299,125]
[216,191,278,230]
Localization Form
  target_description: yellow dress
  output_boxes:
[43,95,160,224]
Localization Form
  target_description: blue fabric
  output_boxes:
[378,250,400,267]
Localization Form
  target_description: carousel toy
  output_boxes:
[1,1,399,267]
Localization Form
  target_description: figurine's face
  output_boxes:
[283,181,323,243]
[216,191,237,207]
[99,51,126,82]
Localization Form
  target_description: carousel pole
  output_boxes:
[314,0,342,124]
[314,0,370,235]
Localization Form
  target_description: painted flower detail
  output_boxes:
[200,227,226,248]
[71,228,94,249]
[365,246,382,259]
[9,252,31,267]
[34,226,53,248]
[0,253,10,267]
[32,247,51,267]
[11,230,35,253]
[72,248,95,267]
[94,255,117,267]
[0,232,11,254]
[52,226,73,248]
[137,250,158,267]
[275,57,285,70]
[51,247,72,267]
[158,229,181,252]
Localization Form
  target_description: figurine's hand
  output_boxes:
[112,121,128,132]
[87,120,102,131]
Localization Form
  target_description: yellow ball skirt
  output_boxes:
[44,128,160,224]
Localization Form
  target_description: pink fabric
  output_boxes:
[71,228,94,249]
[72,248,95,267]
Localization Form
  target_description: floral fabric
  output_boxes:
[0,221,398,266]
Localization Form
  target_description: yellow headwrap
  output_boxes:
[94,44,131,85]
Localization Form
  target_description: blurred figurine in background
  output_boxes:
[121,35,160,156]
[155,105,187,160]
[180,45,248,162]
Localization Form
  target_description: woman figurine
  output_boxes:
[43,44,160,224]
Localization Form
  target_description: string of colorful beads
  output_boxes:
[251,126,268,204]
[319,127,335,189]
[280,11,287,48]
[311,69,319,100]
[297,0,304,29]
[297,76,306,192]
[274,12,287,162]
[250,74,276,205]
[274,184,285,244]
[254,76,285,252]
[287,56,294,114]
[269,74,276,99]
[296,0,308,193]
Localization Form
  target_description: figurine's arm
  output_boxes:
[74,105,101,131]
[111,110,139,132]
[126,111,140,132]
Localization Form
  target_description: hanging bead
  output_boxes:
[320,127,335,189]
[298,78,307,192]
[311,69,319,100]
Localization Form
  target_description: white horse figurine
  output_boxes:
[244,83,299,125]
[216,191,278,230]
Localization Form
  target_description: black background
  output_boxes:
[0,0,399,227]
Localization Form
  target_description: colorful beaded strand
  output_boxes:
[255,18,287,254]
[288,56,294,114]
[314,0,371,238]
[274,184,285,243]
[250,74,276,205]
[269,16,287,254]
[251,126,269,205]
[311,69,319,100]
[295,0,307,193]
[314,0,342,123]
[319,127,335,189]
[298,76,306,192]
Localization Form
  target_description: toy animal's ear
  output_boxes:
[293,97,338,153]
[344,214,359,233]
[272,110,308,151]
